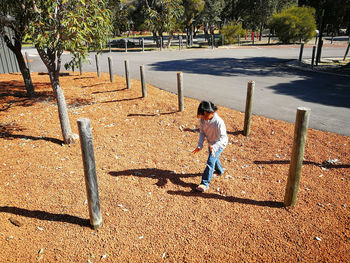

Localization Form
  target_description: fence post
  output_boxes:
[243,81,255,136]
[140,65,146,97]
[125,39,128,53]
[25,52,31,73]
[177,72,184,111]
[311,46,316,69]
[238,34,241,46]
[160,37,163,51]
[108,57,114,83]
[142,38,144,52]
[179,36,182,50]
[221,34,224,46]
[211,35,214,49]
[109,37,111,52]
[284,107,310,207]
[95,54,100,77]
[125,60,130,89]
[77,118,102,229]
[299,43,304,62]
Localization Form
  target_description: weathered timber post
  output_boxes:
[284,107,310,207]
[311,46,316,69]
[211,35,214,49]
[77,118,102,229]
[299,43,304,62]
[124,60,130,89]
[25,52,31,73]
[160,37,163,51]
[221,34,224,46]
[238,34,241,46]
[243,81,255,136]
[108,57,114,83]
[109,38,111,52]
[142,38,144,52]
[95,54,101,77]
[177,72,184,111]
[140,65,146,97]
[124,39,128,53]
[179,36,182,50]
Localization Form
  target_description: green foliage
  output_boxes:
[28,0,112,70]
[220,22,246,44]
[144,0,184,36]
[268,6,316,43]
[183,0,205,26]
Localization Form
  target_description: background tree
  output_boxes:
[182,0,205,41]
[108,0,130,36]
[197,0,225,38]
[28,0,112,144]
[268,6,316,43]
[144,0,184,47]
[0,0,36,97]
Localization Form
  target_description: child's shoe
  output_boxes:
[196,184,209,192]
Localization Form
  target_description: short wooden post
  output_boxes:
[142,38,144,52]
[243,81,255,136]
[179,36,182,50]
[186,35,188,48]
[140,65,146,97]
[211,35,214,49]
[108,57,114,83]
[177,72,184,111]
[299,43,304,62]
[95,54,101,77]
[77,118,102,229]
[125,60,130,89]
[25,52,31,73]
[109,38,111,52]
[284,107,310,207]
[221,34,224,46]
[160,37,163,51]
[238,34,241,46]
[311,46,316,69]
[125,39,128,53]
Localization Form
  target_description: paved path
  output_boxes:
[24,45,350,136]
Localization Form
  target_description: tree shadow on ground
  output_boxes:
[0,80,54,112]
[254,160,350,169]
[0,123,63,145]
[127,111,178,117]
[109,168,284,208]
[149,57,350,108]
[0,206,90,228]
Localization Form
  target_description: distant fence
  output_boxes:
[0,27,20,74]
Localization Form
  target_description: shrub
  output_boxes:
[220,23,246,45]
[268,6,316,44]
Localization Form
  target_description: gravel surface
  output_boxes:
[0,72,349,262]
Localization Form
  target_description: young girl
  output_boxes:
[192,101,228,192]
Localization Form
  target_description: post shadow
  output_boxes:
[0,206,90,228]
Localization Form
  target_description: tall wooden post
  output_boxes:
[140,65,146,97]
[243,81,255,136]
[299,43,304,62]
[284,107,310,207]
[177,72,184,111]
[125,60,130,89]
[95,54,100,77]
[77,118,102,229]
[108,57,114,83]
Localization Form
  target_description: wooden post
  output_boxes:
[221,34,224,46]
[298,43,304,62]
[160,37,163,51]
[125,60,130,89]
[142,38,144,52]
[238,34,241,46]
[108,57,114,83]
[95,54,101,77]
[179,36,182,50]
[177,72,184,111]
[311,46,316,69]
[243,81,255,136]
[140,65,146,97]
[211,35,214,49]
[77,118,102,229]
[109,38,111,52]
[25,52,31,73]
[125,39,128,53]
[284,107,310,207]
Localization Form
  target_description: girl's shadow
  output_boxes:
[109,168,200,190]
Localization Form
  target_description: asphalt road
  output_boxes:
[25,44,350,136]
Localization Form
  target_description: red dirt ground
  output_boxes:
[0,72,349,262]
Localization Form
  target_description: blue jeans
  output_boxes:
[201,147,224,188]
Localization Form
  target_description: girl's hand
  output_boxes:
[192,147,201,154]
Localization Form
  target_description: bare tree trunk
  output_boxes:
[37,46,75,144]
[3,34,35,97]
[166,33,173,48]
